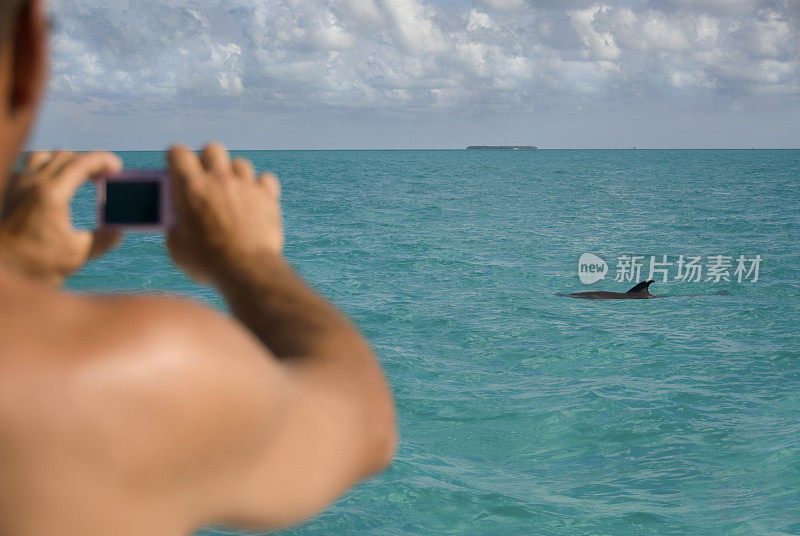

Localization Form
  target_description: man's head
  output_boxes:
[1,0,28,38]
[0,0,48,183]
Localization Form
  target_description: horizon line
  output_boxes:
[27,147,800,152]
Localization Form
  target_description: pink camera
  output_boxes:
[96,170,173,231]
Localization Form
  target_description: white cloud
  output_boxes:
[474,0,525,12]
[380,0,448,55]
[467,10,496,32]
[640,15,690,51]
[568,6,621,61]
[45,0,800,117]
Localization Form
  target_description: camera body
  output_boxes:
[97,170,173,231]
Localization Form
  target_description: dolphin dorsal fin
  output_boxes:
[627,280,652,293]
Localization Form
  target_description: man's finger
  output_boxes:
[232,158,254,180]
[87,229,123,260]
[52,152,123,201]
[168,145,204,182]
[168,145,205,197]
[200,143,231,175]
[73,229,123,264]
[39,151,75,179]
[5,152,68,198]
[260,173,281,199]
[167,145,205,216]
[26,151,53,171]
[69,229,122,273]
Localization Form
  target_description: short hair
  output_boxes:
[0,0,30,44]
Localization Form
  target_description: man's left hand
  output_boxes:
[0,151,124,286]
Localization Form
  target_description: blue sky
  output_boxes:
[31,0,799,149]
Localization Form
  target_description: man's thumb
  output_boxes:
[87,229,123,259]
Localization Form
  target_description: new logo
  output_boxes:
[578,253,608,284]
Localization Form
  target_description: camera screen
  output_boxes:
[104,180,161,225]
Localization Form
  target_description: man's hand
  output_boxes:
[167,143,283,283]
[0,151,123,286]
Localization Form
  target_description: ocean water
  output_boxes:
[68,150,800,536]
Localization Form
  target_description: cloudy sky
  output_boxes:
[31,0,799,149]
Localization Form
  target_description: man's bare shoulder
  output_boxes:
[0,272,282,419]
[0,276,292,532]
[0,272,270,369]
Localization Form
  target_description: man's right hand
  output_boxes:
[166,143,283,283]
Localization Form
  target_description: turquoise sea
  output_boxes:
[69,150,800,536]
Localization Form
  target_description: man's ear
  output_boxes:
[10,0,47,115]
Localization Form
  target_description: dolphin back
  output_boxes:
[626,280,654,293]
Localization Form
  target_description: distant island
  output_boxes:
[466,145,538,150]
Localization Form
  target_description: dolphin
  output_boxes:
[566,280,656,300]
[559,280,730,300]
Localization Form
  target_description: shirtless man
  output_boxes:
[0,1,396,535]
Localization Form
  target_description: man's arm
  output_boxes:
[148,143,397,528]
